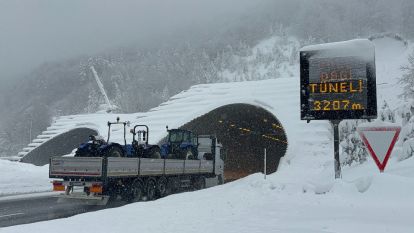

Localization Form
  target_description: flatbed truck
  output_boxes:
[49,135,225,205]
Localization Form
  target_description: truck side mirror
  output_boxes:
[130,129,135,134]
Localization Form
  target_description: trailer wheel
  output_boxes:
[156,176,168,197]
[106,146,123,157]
[146,178,157,201]
[122,179,144,202]
[167,177,180,194]
[193,176,205,190]
[104,185,119,203]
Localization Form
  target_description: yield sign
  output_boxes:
[357,126,401,172]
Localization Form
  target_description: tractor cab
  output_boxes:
[161,128,198,159]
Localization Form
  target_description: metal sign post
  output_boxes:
[264,148,267,180]
[331,120,341,178]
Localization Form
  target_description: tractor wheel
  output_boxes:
[145,178,157,201]
[106,146,123,157]
[181,148,195,160]
[149,147,161,159]
[74,149,89,157]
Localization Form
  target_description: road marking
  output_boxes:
[0,213,24,218]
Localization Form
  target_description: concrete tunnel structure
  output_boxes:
[14,78,329,181]
[180,104,287,181]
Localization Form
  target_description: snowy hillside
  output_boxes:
[11,35,301,161]
[2,36,414,232]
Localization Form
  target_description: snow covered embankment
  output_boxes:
[0,159,50,196]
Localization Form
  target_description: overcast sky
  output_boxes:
[0,0,259,80]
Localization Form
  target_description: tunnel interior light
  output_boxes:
[218,119,287,144]
[272,123,283,129]
[262,134,288,144]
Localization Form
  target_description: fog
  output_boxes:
[0,0,259,80]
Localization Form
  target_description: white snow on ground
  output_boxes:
[1,36,414,232]
[3,156,414,233]
[0,159,50,196]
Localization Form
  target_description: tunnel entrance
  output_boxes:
[21,127,98,166]
[180,103,288,182]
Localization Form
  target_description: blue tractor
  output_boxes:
[161,127,198,159]
[129,124,161,158]
[74,117,160,158]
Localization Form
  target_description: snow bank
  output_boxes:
[0,159,50,196]
[3,157,414,233]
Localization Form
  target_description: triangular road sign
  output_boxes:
[357,126,401,172]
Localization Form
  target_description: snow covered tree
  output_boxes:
[339,120,368,165]
[397,51,414,160]
[399,51,414,100]
[161,85,170,102]
[379,100,395,123]
[399,116,414,160]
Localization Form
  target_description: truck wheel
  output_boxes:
[122,179,143,202]
[149,147,161,159]
[218,175,224,185]
[104,185,119,203]
[146,179,157,201]
[167,177,179,194]
[131,179,144,202]
[193,176,205,190]
[106,146,123,157]
[156,176,168,197]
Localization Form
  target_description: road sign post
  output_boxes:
[331,120,341,178]
[264,148,267,180]
[357,125,401,172]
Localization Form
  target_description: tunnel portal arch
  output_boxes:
[21,127,98,166]
[179,103,288,182]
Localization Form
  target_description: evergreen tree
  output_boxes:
[399,51,414,100]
